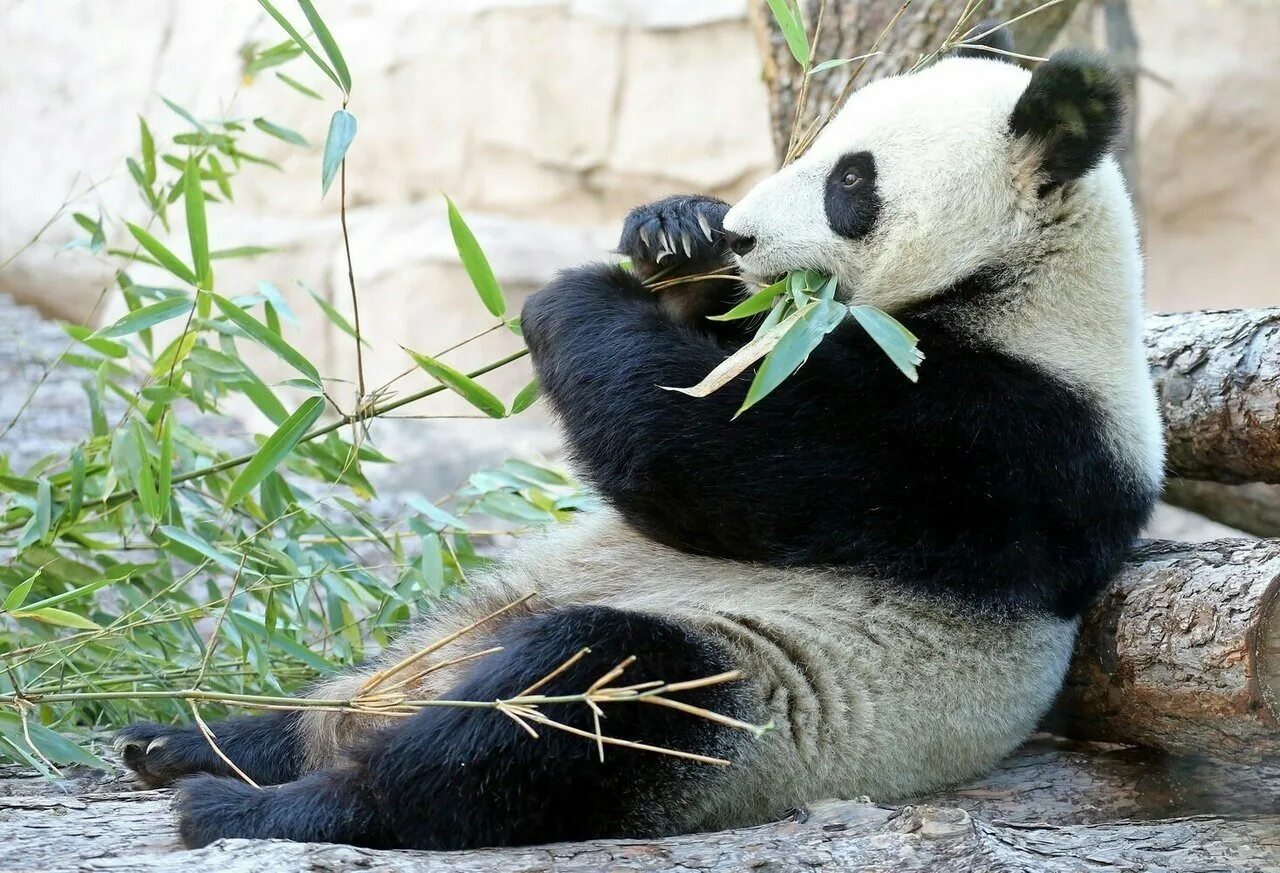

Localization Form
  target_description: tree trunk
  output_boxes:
[1147,308,1280,485]
[751,0,1084,161]
[1055,538,1280,765]
[2,738,1277,873]
[1164,479,1280,538]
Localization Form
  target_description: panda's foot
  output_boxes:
[618,195,730,272]
[115,722,225,788]
[175,770,387,848]
[115,711,303,788]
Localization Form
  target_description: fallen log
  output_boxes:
[1163,479,1280,538]
[2,737,1276,873]
[1056,538,1280,765]
[1147,308,1280,485]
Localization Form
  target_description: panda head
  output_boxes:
[722,48,1129,312]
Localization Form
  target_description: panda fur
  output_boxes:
[116,45,1163,850]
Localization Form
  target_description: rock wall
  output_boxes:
[0,0,1275,484]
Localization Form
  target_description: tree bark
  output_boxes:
[2,739,1277,873]
[1164,479,1280,538]
[1147,308,1280,485]
[1055,538,1280,766]
[751,0,1084,161]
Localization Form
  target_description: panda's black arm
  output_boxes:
[522,263,872,565]
[522,262,1151,617]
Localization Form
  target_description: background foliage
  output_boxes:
[0,1,578,772]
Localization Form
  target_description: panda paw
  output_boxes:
[115,721,221,788]
[618,195,730,271]
[174,774,263,847]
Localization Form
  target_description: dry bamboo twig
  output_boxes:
[189,702,261,789]
[9,597,772,770]
[355,592,536,697]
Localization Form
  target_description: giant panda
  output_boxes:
[116,37,1164,851]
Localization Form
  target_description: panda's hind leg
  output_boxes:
[174,605,762,850]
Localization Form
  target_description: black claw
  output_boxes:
[618,195,730,269]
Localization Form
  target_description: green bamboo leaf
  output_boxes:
[71,212,106,253]
[320,109,357,196]
[0,473,38,496]
[132,420,161,522]
[849,304,924,382]
[807,53,879,76]
[158,524,240,572]
[418,533,445,594]
[188,345,247,376]
[253,116,310,147]
[18,573,120,612]
[244,39,304,75]
[183,156,212,289]
[509,378,540,415]
[3,569,37,611]
[275,71,323,99]
[10,607,102,631]
[206,153,234,200]
[477,491,556,524]
[737,299,847,417]
[66,446,85,525]
[302,280,367,346]
[161,96,207,133]
[226,396,326,505]
[211,246,276,260]
[32,479,51,544]
[765,0,810,67]
[125,157,153,206]
[708,278,787,321]
[139,116,157,184]
[238,368,291,425]
[62,323,127,358]
[297,0,352,94]
[445,196,505,317]
[406,496,470,533]
[471,486,550,519]
[211,293,321,384]
[0,712,112,769]
[256,0,343,92]
[94,297,193,339]
[126,223,198,285]
[255,280,300,325]
[404,349,505,418]
[84,381,107,437]
[156,414,173,523]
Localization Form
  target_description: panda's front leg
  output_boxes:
[616,195,747,334]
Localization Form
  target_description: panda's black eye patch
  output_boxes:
[825,151,881,240]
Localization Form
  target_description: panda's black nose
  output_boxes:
[723,231,756,256]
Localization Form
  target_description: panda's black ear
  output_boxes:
[1009,49,1124,190]
[953,19,1015,61]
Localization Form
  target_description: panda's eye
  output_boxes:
[841,170,862,189]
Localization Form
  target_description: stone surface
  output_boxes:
[1134,0,1280,313]
[1,738,1276,873]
